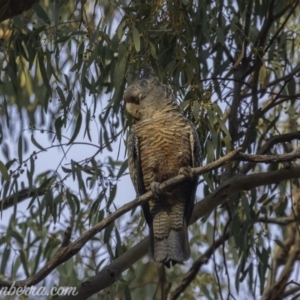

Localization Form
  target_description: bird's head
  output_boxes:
[123,77,175,120]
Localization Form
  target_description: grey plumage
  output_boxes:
[125,76,201,267]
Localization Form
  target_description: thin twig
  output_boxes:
[169,232,230,300]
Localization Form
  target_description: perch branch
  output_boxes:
[1,149,300,299]
[0,148,242,289]
[56,166,300,300]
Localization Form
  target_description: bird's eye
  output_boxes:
[127,96,139,104]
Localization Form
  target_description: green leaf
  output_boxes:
[115,227,123,257]
[216,27,224,45]
[84,109,92,141]
[7,65,18,92]
[193,102,200,120]
[0,246,10,274]
[103,129,113,152]
[55,35,71,44]
[68,113,82,145]
[149,42,157,59]
[116,159,128,179]
[66,190,80,214]
[31,134,47,151]
[39,176,55,191]
[45,189,54,217]
[0,123,2,144]
[124,285,132,300]
[108,185,117,207]
[132,27,140,52]
[38,51,51,92]
[274,239,287,251]
[33,3,50,24]
[114,54,126,86]
[54,116,64,142]
[18,136,23,164]
[287,78,296,95]
[56,86,67,107]
[31,244,43,275]
[11,230,24,245]
[0,160,9,180]
[104,222,114,244]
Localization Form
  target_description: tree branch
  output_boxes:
[172,212,300,300]
[2,146,300,211]
[57,165,300,300]
[257,216,296,225]
[283,285,300,298]
[1,149,300,299]
[263,234,300,300]
[0,187,46,211]
[265,0,299,52]
[0,148,243,289]
[236,147,300,163]
[240,131,300,174]
[239,0,298,155]
[266,64,300,88]
[264,189,300,293]
[169,232,230,300]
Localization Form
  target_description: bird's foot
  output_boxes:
[150,181,161,202]
[179,166,194,179]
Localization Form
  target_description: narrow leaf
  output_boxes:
[132,27,140,52]
[68,113,82,145]
[33,3,50,24]
[31,134,47,151]
[232,39,246,69]
[0,161,9,180]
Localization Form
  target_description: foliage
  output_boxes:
[0,0,300,299]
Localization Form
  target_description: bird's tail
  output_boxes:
[149,219,190,268]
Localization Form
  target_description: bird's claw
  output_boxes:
[179,166,193,179]
[150,181,161,202]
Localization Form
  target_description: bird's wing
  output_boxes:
[127,132,152,225]
[191,123,201,169]
[184,122,201,224]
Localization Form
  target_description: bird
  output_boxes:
[124,75,201,267]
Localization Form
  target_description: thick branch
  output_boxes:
[0,187,46,211]
[1,149,300,299]
[257,217,296,225]
[0,148,242,211]
[283,285,300,298]
[263,235,300,300]
[240,131,300,174]
[2,147,299,211]
[236,148,300,163]
[0,148,242,289]
[191,167,300,224]
[57,166,300,300]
